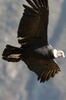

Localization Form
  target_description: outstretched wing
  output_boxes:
[17,0,49,48]
[23,51,60,83]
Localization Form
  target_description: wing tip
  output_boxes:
[38,68,61,83]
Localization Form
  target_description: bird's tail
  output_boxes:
[2,45,23,62]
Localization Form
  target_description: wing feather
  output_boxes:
[17,0,49,48]
[26,0,38,10]
[23,51,60,83]
[32,0,40,8]
[38,0,43,7]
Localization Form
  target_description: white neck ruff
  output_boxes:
[53,49,58,58]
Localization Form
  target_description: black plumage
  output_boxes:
[17,0,49,48]
[2,0,64,83]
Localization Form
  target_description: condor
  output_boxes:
[2,0,65,83]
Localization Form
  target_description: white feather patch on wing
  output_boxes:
[8,54,21,59]
[18,37,26,40]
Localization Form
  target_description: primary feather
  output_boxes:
[17,0,49,49]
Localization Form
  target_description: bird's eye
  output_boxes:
[61,52,62,54]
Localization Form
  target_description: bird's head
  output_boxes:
[53,49,65,58]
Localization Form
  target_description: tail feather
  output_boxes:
[2,45,23,62]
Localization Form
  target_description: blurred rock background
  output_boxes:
[0,0,66,100]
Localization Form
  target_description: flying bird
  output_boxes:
[2,0,65,83]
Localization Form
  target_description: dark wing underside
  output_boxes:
[17,0,49,48]
[23,51,60,83]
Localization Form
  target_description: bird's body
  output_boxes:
[2,0,65,83]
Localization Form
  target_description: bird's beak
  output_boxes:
[63,53,65,58]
